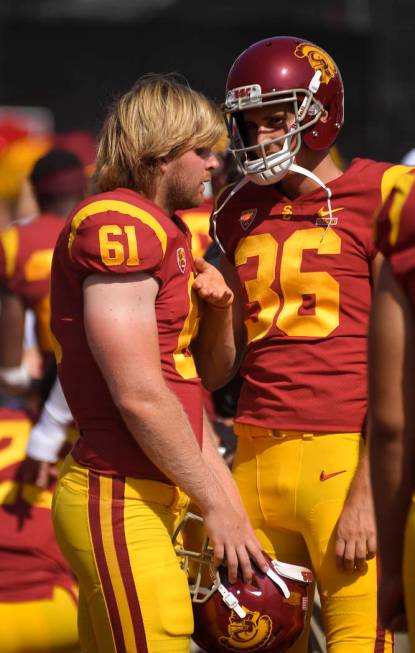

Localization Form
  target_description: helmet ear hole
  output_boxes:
[320,108,330,123]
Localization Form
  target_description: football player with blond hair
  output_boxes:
[50,74,267,653]
[197,36,415,651]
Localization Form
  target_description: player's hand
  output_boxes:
[17,457,58,489]
[335,492,377,571]
[202,500,268,585]
[379,573,407,632]
[193,257,233,310]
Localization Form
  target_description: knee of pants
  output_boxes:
[321,591,394,653]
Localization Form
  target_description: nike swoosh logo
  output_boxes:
[320,469,347,481]
[317,207,344,218]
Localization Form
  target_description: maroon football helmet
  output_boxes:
[224,36,344,185]
[173,512,314,653]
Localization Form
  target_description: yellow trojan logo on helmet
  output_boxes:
[294,43,336,84]
[219,607,273,651]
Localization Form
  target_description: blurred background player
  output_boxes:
[369,169,415,648]
[0,148,87,402]
[0,148,87,653]
[0,406,79,653]
[198,36,415,651]
[0,121,51,230]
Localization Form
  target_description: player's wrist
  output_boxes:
[206,294,234,312]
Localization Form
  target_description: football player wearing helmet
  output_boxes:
[50,74,268,653]
[197,36,414,651]
[369,169,415,647]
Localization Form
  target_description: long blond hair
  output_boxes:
[95,74,225,196]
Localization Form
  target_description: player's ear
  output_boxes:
[158,157,169,174]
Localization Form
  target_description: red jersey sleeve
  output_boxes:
[68,200,167,277]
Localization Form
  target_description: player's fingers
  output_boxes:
[335,537,346,568]
[194,256,209,272]
[212,543,225,569]
[236,545,254,584]
[194,285,209,297]
[225,546,239,584]
[366,532,377,559]
[222,289,234,306]
[246,540,268,574]
[192,277,204,291]
[342,539,357,571]
[354,538,367,571]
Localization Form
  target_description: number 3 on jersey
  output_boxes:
[235,227,341,342]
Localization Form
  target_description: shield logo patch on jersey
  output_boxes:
[239,209,257,231]
[176,247,186,273]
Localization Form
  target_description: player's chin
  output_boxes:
[188,188,205,208]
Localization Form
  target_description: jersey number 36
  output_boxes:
[235,228,341,342]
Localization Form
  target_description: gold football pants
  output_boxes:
[0,585,78,653]
[233,426,393,653]
[52,456,192,653]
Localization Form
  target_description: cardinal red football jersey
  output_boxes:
[213,159,410,433]
[0,407,75,602]
[50,188,203,481]
[375,169,415,305]
[0,213,64,361]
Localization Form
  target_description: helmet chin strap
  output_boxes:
[290,163,333,212]
[211,175,251,253]
[212,158,334,253]
[289,163,334,240]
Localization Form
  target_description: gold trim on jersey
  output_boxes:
[24,248,54,282]
[0,227,19,278]
[387,173,415,246]
[50,329,63,364]
[68,200,168,260]
[381,165,415,204]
